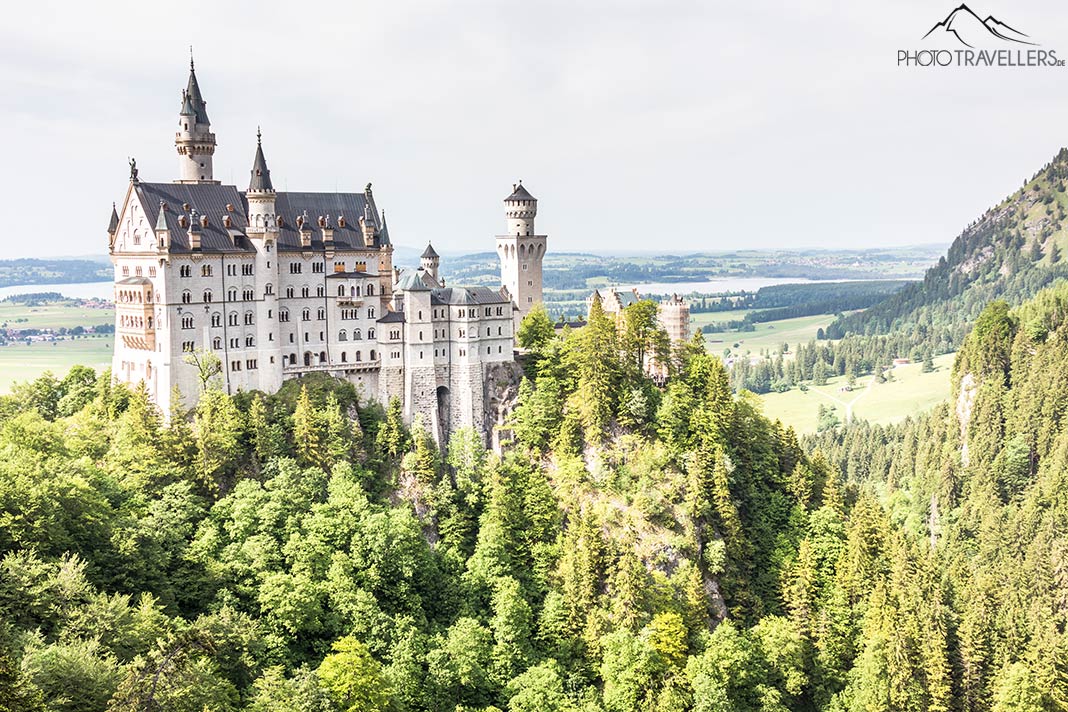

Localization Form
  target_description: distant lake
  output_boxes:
[0,281,113,301]
[620,277,858,295]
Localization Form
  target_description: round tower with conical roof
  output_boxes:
[421,243,440,283]
[175,55,217,183]
[496,181,546,334]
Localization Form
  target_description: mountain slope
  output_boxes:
[827,147,1068,351]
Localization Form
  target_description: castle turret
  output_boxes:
[175,55,217,183]
[246,128,276,228]
[421,242,440,283]
[496,181,546,334]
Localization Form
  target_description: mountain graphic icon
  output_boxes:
[922,4,1036,48]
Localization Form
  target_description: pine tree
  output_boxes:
[292,385,322,469]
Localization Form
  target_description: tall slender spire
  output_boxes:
[107,203,119,235]
[184,50,210,125]
[248,127,274,192]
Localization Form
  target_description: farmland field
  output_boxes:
[0,336,113,393]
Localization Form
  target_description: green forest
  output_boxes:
[2,282,1067,711]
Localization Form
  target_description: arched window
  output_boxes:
[367,284,375,296]
[181,315,194,329]
[355,350,362,362]
[369,349,376,361]
[211,312,222,327]
[228,288,237,301]
[301,286,309,298]
[338,285,345,297]
[245,312,254,325]
[229,312,238,326]
[341,352,347,363]
[302,308,310,321]
[279,309,289,322]
[354,328,362,340]
[317,308,325,320]
[201,265,212,277]
[265,283,273,295]
[203,290,212,302]
[317,286,325,297]
[368,328,375,339]
[319,351,327,363]
[367,307,375,319]
[182,290,191,304]
[212,336,222,349]
[339,330,348,341]
[286,287,294,298]
[180,265,191,278]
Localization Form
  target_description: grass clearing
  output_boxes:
[757,352,955,433]
[0,336,113,393]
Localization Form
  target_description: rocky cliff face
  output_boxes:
[484,360,524,453]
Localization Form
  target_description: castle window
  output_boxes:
[302,286,309,298]
[338,285,346,297]
[135,266,143,277]
[265,283,273,295]
[341,352,347,362]
[418,311,423,320]
[211,313,222,327]
[231,360,241,372]
[245,312,254,325]
[227,264,236,276]
[355,351,362,361]
[149,266,156,277]
[370,349,376,360]
[419,331,423,340]
[246,359,257,369]
[367,307,375,318]
[228,288,238,301]
[496,307,502,315]
[230,337,240,348]
[354,329,362,340]
[243,289,254,301]
[286,287,294,298]
[317,308,325,320]
[302,309,310,321]
[289,353,296,365]
[202,265,212,277]
[319,331,324,341]
[469,309,475,318]
[354,285,361,297]
[290,263,302,274]
[317,286,325,297]
[498,326,502,335]
[122,266,129,276]
[279,309,289,322]
[181,315,194,329]
[180,265,191,278]
[368,328,375,339]
[319,351,326,362]
[246,335,255,347]
[213,337,222,349]
[203,290,213,302]
[290,334,294,343]
[339,330,348,341]
[498,345,502,353]
[242,264,254,276]
[181,291,192,304]
[313,262,324,273]
[485,308,490,316]
[229,312,238,326]
[182,341,194,352]
[367,284,374,296]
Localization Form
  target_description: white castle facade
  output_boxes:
[108,60,545,443]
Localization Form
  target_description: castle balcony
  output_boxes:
[283,360,381,376]
[336,295,364,306]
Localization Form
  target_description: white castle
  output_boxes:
[108,59,545,443]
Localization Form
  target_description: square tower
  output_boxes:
[496,182,546,334]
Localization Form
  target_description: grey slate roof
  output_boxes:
[431,286,510,306]
[138,182,253,254]
[378,311,405,323]
[108,203,119,234]
[421,243,439,259]
[274,192,384,252]
[248,131,273,192]
[396,271,431,292]
[506,183,535,201]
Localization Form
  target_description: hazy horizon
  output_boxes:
[3,0,1067,259]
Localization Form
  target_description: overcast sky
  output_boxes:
[2,0,1067,259]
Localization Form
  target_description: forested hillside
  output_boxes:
[2,290,1067,710]
[826,148,1068,355]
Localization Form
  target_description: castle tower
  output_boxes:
[496,182,546,334]
[245,130,283,393]
[175,55,217,183]
[421,243,440,283]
